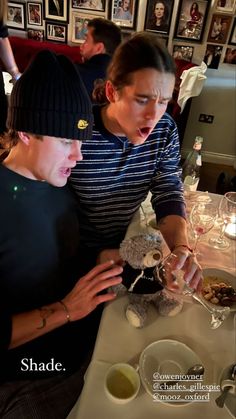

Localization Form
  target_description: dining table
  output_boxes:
[67,191,236,419]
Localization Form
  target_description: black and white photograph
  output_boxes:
[71,0,106,12]
[45,21,67,42]
[174,0,210,42]
[45,0,68,22]
[203,44,223,68]
[27,2,43,26]
[173,45,194,61]
[7,2,26,30]
[144,0,174,35]
[110,0,138,29]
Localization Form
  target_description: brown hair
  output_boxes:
[0,130,43,151]
[93,32,175,104]
[88,18,121,56]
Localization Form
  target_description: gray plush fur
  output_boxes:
[119,233,162,269]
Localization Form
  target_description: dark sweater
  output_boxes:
[0,164,99,382]
[77,54,111,99]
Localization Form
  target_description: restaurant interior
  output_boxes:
[1,1,236,418]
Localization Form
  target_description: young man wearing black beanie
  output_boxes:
[0,50,122,418]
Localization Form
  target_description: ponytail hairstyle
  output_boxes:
[93,32,175,104]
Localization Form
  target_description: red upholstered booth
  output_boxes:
[2,37,196,145]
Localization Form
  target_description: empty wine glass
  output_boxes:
[155,253,230,329]
[189,202,218,253]
[209,192,236,249]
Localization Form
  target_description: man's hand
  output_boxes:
[97,249,124,265]
[62,261,123,321]
[172,247,202,291]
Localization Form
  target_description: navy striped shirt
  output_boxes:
[70,106,185,248]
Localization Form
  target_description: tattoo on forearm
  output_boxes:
[37,306,54,329]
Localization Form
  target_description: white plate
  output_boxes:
[202,268,236,311]
[219,364,236,419]
[139,339,204,406]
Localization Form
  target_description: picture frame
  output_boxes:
[27,2,43,27]
[45,21,68,43]
[44,0,68,22]
[173,45,194,61]
[207,13,232,44]
[71,0,106,13]
[28,28,44,41]
[7,2,26,30]
[203,44,223,69]
[144,0,174,35]
[71,12,93,43]
[223,47,236,64]
[215,0,236,13]
[229,18,236,45]
[110,0,139,30]
[174,0,210,42]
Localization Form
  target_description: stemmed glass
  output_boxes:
[189,202,218,253]
[209,192,236,250]
[155,253,230,329]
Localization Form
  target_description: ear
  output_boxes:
[18,132,31,146]
[105,80,119,103]
[94,41,106,55]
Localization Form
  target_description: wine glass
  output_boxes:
[209,192,236,249]
[189,202,218,253]
[155,253,230,329]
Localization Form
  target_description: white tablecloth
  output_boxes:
[67,192,235,419]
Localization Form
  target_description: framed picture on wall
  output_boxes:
[44,0,68,22]
[27,2,43,26]
[7,2,26,30]
[207,14,232,43]
[173,45,194,61]
[229,18,236,45]
[71,0,106,12]
[110,0,139,30]
[144,0,174,35]
[215,0,236,13]
[174,0,210,42]
[203,44,223,69]
[71,12,93,43]
[223,47,236,64]
[45,21,68,42]
[28,29,44,41]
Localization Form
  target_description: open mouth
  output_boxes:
[60,167,71,177]
[138,127,152,138]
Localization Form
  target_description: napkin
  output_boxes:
[177,62,207,113]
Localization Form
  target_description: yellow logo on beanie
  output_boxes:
[78,120,89,130]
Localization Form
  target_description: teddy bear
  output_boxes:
[115,233,183,328]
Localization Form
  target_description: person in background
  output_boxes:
[0,0,21,135]
[114,0,132,21]
[0,50,122,418]
[147,1,169,33]
[70,32,202,291]
[77,18,121,100]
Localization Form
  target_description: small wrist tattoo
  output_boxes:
[37,306,54,329]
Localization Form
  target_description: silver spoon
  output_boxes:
[164,364,204,386]
[215,364,236,408]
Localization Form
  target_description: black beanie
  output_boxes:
[7,50,93,141]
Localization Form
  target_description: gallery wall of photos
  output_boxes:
[6,0,236,66]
